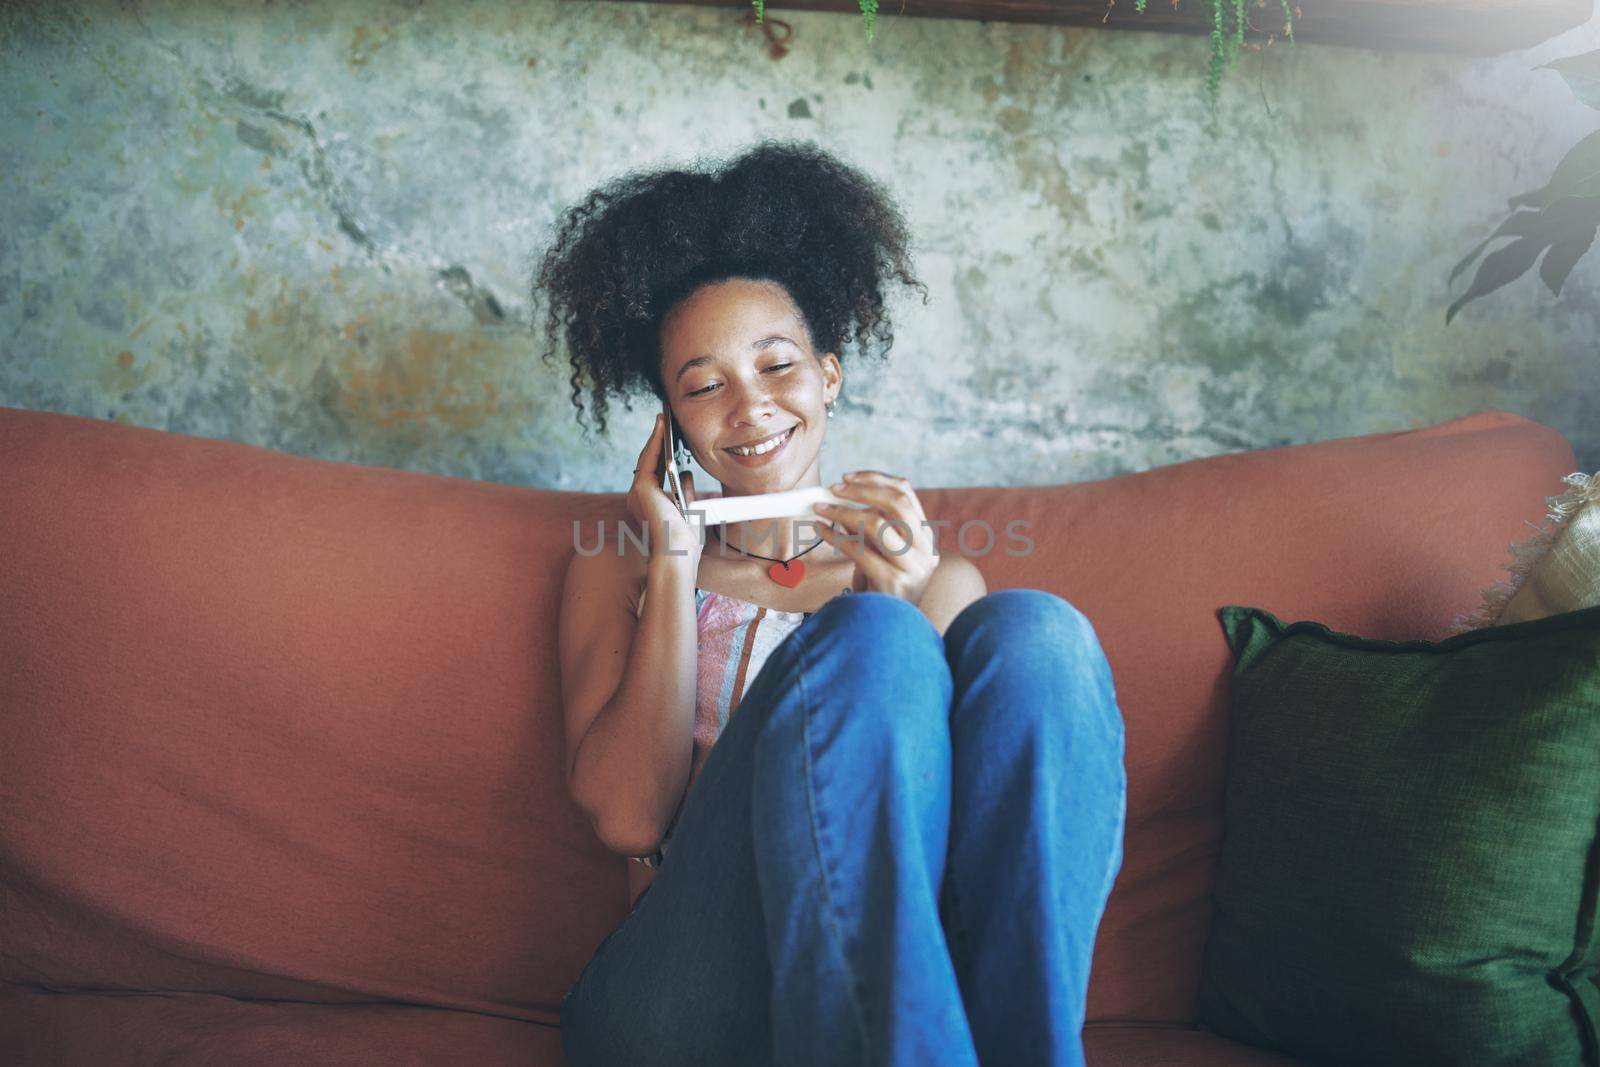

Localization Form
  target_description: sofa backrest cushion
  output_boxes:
[0,406,631,1024]
[0,406,1576,1027]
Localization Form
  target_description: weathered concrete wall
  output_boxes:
[4,0,1596,494]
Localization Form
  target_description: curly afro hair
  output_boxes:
[531,138,929,440]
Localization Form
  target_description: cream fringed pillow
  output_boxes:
[1450,470,1600,634]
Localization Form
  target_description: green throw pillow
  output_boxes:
[1198,603,1600,1067]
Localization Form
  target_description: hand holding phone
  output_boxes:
[660,401,690,518]
[625,408,701,561]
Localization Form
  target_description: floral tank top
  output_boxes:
[630,586,811,870]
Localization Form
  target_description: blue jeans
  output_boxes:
[560,589,1127,1067]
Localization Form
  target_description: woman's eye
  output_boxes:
[686,363,792,399]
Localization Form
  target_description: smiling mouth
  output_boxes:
[723,426,796,457]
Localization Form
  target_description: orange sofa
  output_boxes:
[0,405,1577,1066]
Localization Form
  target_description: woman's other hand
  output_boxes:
[811,470,938,604]
[627,413,702,564]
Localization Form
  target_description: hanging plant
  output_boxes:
[1151,0,1298,101]
[1446,48,1600,324]
[748,0,1296,98]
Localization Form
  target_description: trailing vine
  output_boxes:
[1169,0,1297,101]
[751,0,881,44]
[747,0,1296,97]
[1129,0,1297,101]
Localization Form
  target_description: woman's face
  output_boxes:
[658,277,842,495]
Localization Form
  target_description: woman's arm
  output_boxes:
[558,542,700,857]
[918,552,988,636]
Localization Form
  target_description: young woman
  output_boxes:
[534,139,1127,1067]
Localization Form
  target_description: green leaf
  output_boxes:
[1508,184,1552,211]
[1536,195,1600,295]
[1507,128,1600,211]
[1536,48,1600,111]
[1448,208,1544,287]
[1447,195,1600,317]
[1445,234,1547,325]
[1539,227,1598,295]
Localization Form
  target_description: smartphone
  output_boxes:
[660,399,689,517]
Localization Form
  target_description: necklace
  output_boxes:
[712,530,825,589]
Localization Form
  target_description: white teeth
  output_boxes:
[728,427,792,456]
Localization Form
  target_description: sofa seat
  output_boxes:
[0,983,1304,1066]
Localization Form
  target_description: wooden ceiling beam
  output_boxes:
[582,0,1594,56]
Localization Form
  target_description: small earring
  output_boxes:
[826,403,835,419]
[675,442,691,466]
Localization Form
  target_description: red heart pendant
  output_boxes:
[769,560,805,588]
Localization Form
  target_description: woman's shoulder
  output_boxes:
[563,533,652,618]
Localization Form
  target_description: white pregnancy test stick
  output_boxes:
[688,485,863,528]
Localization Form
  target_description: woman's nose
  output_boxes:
[725,380,778,421]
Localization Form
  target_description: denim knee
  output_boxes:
[762,590,951,746]
[810,588,935,632]
[949,586,1087,634]
[947,588,1100,657]
[805,592,944,675]
[946,589,1124,743]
